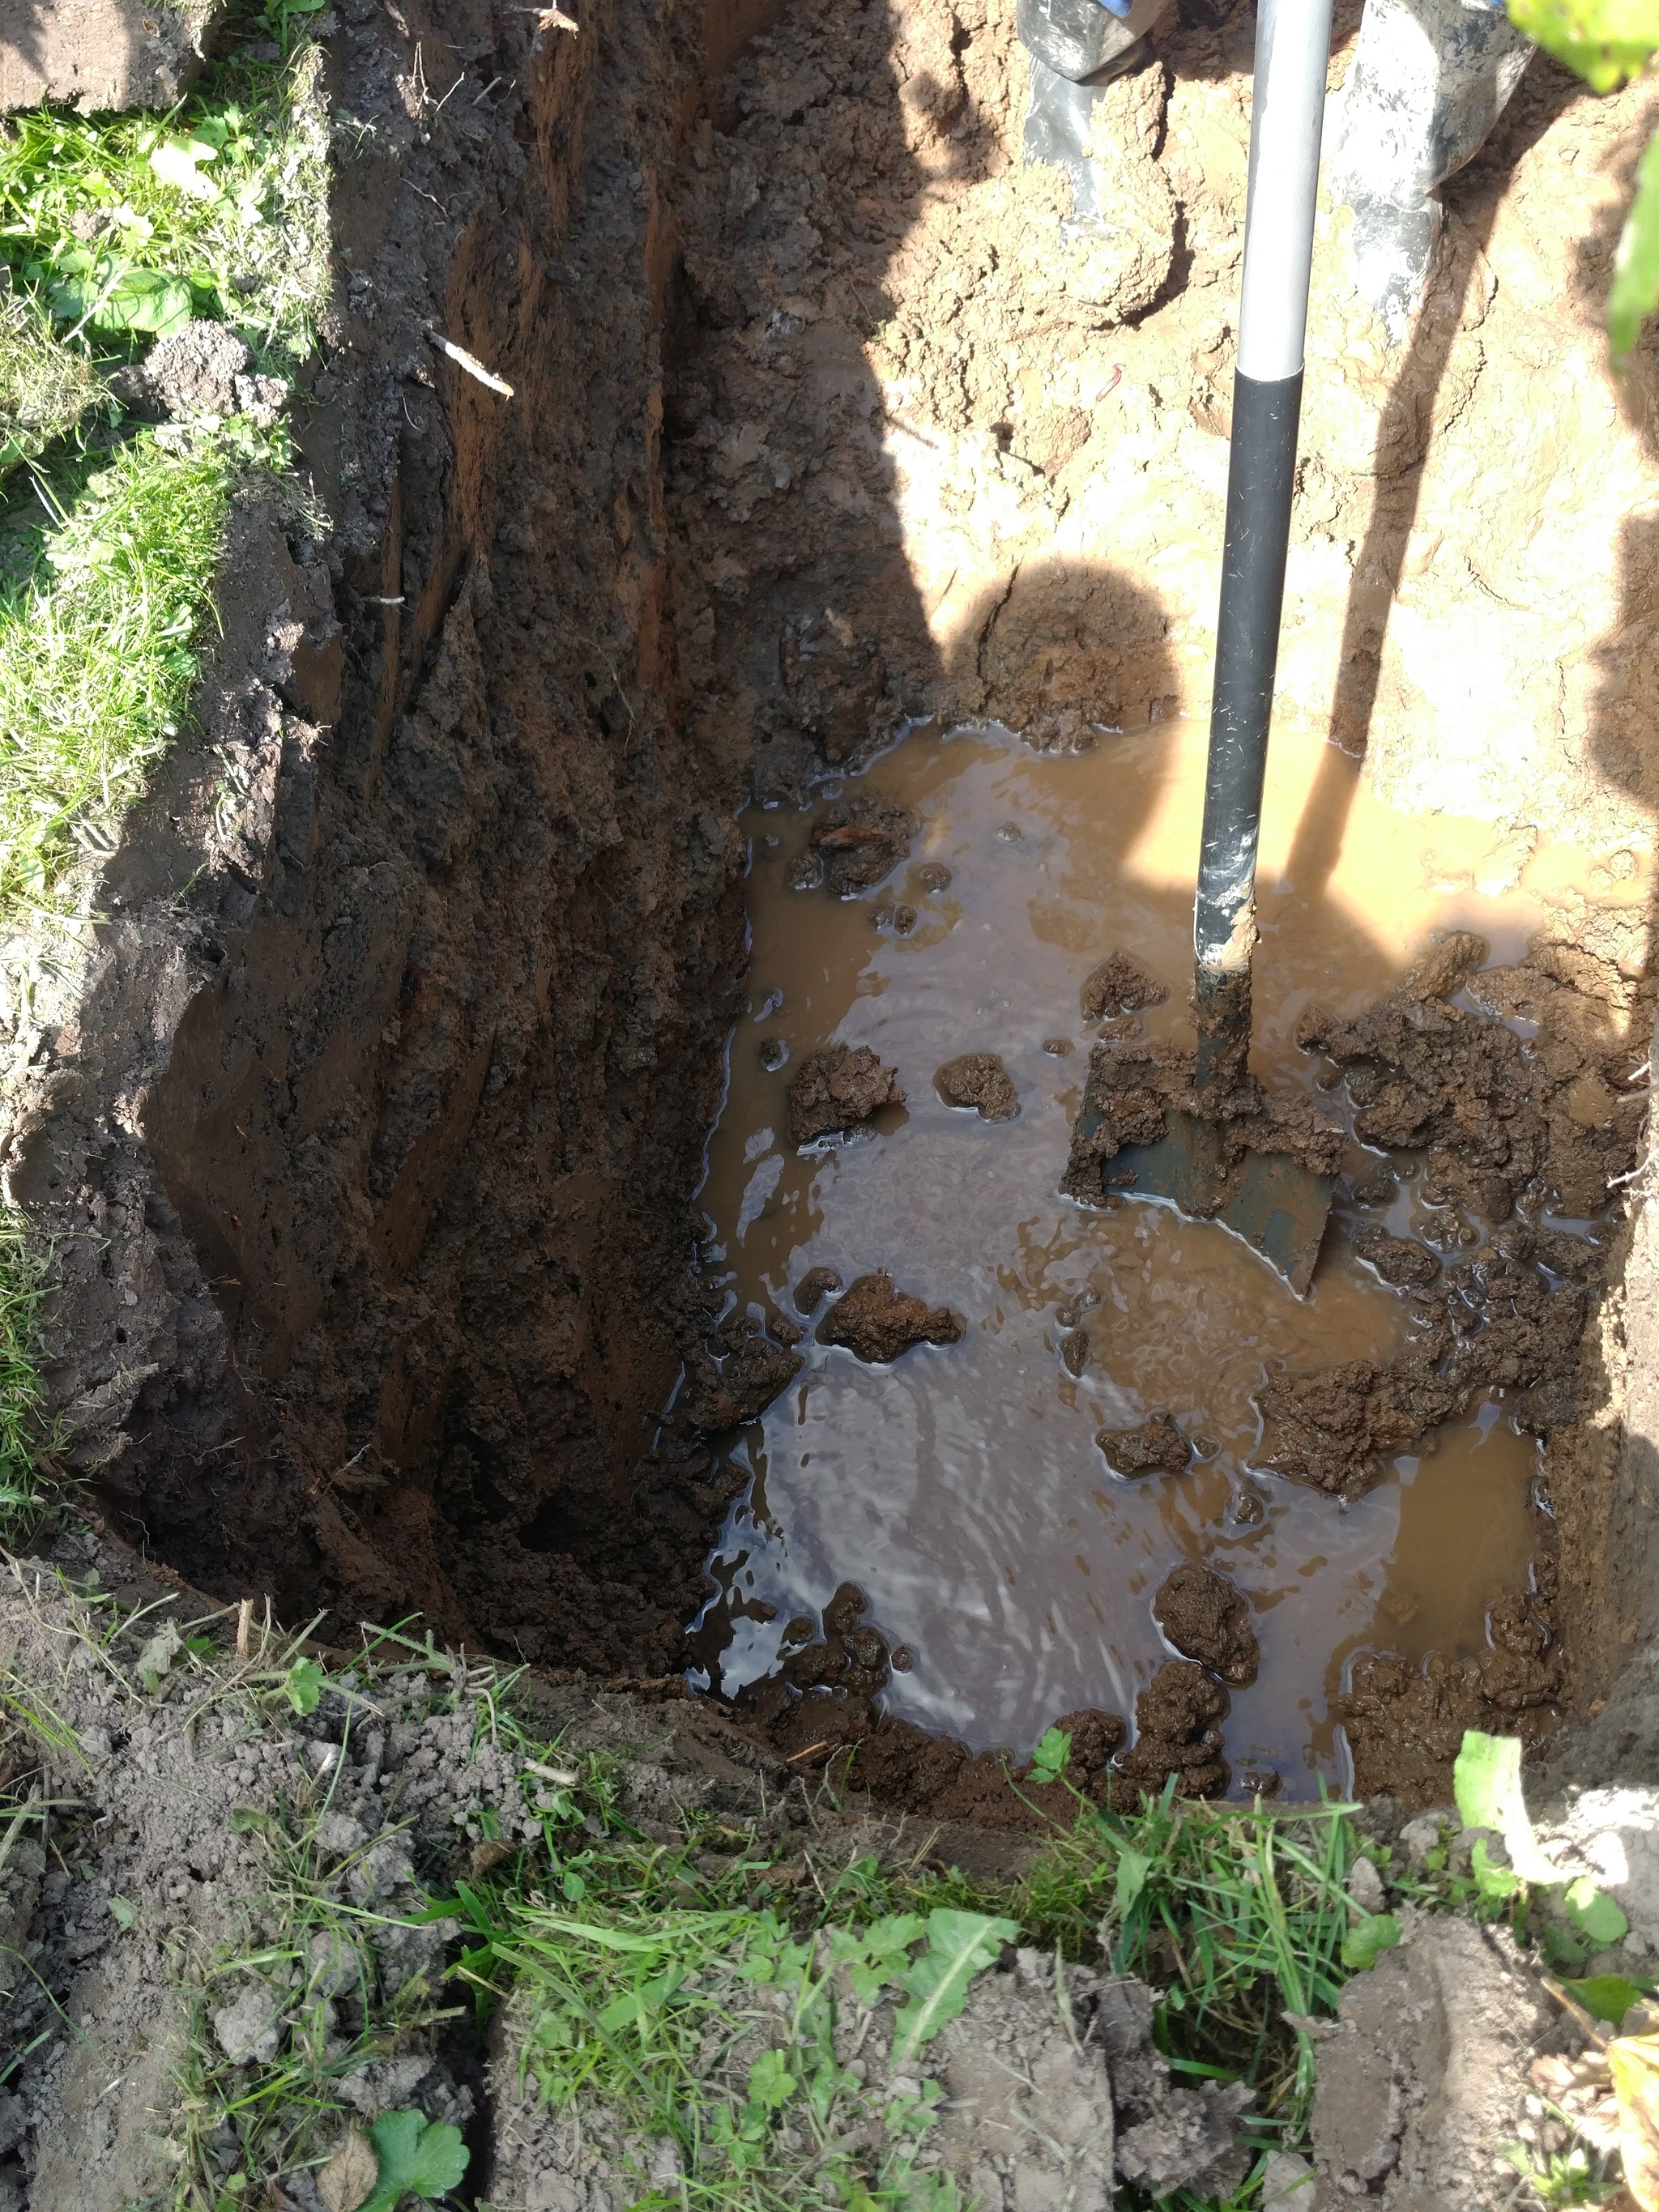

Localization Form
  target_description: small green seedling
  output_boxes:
[360,2110,468,2212]
[284,1657,326,1715]
[1028,1727,1072,1786]
[1455,1729,1630,1939]
[1341,1914,1403,1971]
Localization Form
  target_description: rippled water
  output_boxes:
[688,715,1631,1795]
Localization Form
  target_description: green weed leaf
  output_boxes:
[284,1657,326,1714]
[1115,1846,1152,1920]
[830,1913,928,2004]
[1472,1838,1521,1903]
[1452,1730,1559,1882]
[1029,1728,1072,1786]
[747,2048,795,2111]
[49,262,195,337]
[150,138,221,199]
[1565,1877,1630,1946]
[891,1908,1019,2061]
[361,2109,469,2212]
[1506,0,1659,90]
[1561,1972,1650,2024]
[1610,129,1659,368]
[1341,1913,1403,1971]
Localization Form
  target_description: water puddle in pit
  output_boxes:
[687,715,1636,1796]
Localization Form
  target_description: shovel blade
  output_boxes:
[1104,1110,1333,1296]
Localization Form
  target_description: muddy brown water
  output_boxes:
[689,717,1639,1796]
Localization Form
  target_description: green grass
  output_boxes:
[0,39,331,364]
[431,1762,1367,2212]
[0,1207,55,1547]
[0,428,236,918]
[0,292,101,471]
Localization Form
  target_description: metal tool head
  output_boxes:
[1102,1109,1333,1296]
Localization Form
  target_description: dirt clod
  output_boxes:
[1112,1660,1230,1805]
[793,1265,843,1314]
[934,1051,1019,1120]
[1081,952,1170,1020]
[1097,1412,1189,1477]
[809,796,920,897]
[1152,1563,1260,1686]
[1050,1706,1128,1786]
[817,1272,966,1363]
[1311,1910,1563,2210]
[675,1314,804,1434]
[787,1044,905,1144]
[1357,1230,1440,1288]
[109,319,286,428]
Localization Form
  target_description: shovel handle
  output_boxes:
[1194,0,1334,1088]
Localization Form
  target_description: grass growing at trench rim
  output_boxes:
[0,1207,57,1548]
[0,36,331,365]
[115,1613,1375,2212]
[0,5,333,934]
[0,427,237,920]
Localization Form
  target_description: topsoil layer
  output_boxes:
[0,0,1657,1822]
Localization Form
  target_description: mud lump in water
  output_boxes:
[1097,1411,1190,1476]
[934,1052,1020,1120]
[787,1044,905,1144]
[1153,1563,1260,1686]
[817,1271,966,1362]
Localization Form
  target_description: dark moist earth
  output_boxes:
[697,923,1643,1818]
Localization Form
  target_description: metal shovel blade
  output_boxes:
[1099,1109,1333,1296]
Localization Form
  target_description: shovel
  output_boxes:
[1090,0,1337,1294]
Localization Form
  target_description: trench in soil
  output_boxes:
[24,0,1655,1826]
[686,715,1631,1796]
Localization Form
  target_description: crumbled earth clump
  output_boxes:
[1098,1411,1189,1477]
[108,318,286,427]
[934,1051,1019,1120]
[1153,1563,1260,1686]
[1356,1230,1441,1288]
[673,1311,804,1433]
[1311,1908,1568,2210]
[1300,936,1648,1222]
[787,1044,906,1143]
[1338,1567,1564,1802]
[1063,1035,1346,1215]
[1081,951,1170,1021]
[807,795,921,896]
[1111,1660,1230,1805]
[817,1271,966,1362]
[794,1264,844,1313]
[1243,940,1648,1507]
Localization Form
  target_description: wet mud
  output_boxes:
[688,713,1642,1809]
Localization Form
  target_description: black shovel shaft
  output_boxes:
[1193,366,1305,978]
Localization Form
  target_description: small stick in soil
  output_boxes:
[1543,1975,1612,2049]
[425,327,514,398]
[787,1740,834,1766]
[236,1597,254,1659]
